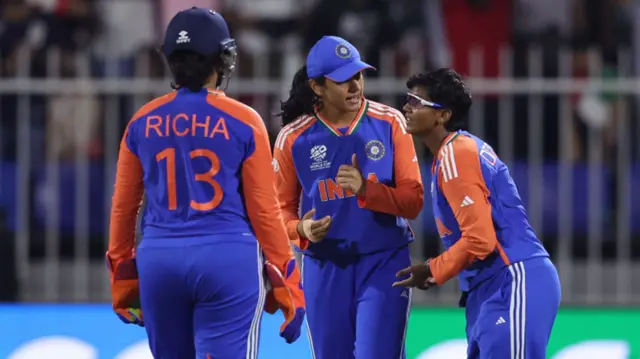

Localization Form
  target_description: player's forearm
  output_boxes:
[108,203,141,260]
[108,149,144,260]
[242,177,294,265]
[246,207,294,267]
[286,219,304,245]
[429,233,496,284]
[280,206,309,250]
[107,236,136,261]
[357,179,424,219]
[429,240,475,284]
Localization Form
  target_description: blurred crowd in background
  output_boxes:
[1,0,638,160]
[1,0,640,303]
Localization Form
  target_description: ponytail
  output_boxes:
[278,65,324,126]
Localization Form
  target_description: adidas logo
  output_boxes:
[461,196,474,207]
[401,291,409,298]
[495,316,506,325]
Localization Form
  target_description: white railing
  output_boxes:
[0,47,638,306]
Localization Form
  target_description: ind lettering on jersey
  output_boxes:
[145,114,230,140]
[318,178,356,201]
[435,217,452,238]
[318,173,379,202]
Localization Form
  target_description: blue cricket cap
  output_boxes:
[306,36,375,82]
[162,7,232,57]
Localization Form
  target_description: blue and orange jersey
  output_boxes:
[108,88,293,268]
[273,99,424,257]
[429,130,549,292]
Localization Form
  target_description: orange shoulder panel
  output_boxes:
[131,92,178,125]
[206,92,263,128]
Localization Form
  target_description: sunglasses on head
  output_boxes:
[405,93,446,109]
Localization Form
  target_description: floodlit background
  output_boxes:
[0,0,638,358]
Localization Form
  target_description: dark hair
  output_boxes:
[278,65,325,126]
[167,50,223,92]
[406,68,472,131]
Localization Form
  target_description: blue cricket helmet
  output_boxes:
[162,7,237,74]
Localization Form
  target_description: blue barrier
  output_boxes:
[0,162,110,235]
[32,162,110,236]
[0,162,18,229]
[0,161,638,235]
[0,304,311,359]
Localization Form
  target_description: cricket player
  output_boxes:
[106,7,305,359]
[393,68,561,359]
[274,36,424,359]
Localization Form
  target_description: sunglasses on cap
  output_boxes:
[405,93,446,109]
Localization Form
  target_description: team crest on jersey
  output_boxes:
[335,44,352,59]
[272,158,279,173]
[310,145,331,171]
[365,140,385,161]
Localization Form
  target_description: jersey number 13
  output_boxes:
[156,147,223,211]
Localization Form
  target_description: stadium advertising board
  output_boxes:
[406,309,638,359]
[0,305,310,359]
[0,305,637,358]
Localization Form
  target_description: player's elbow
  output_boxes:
[404,189,424,220]
[464,233,497,259]
[404,202,422,220]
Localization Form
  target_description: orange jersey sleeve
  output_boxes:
[429,137,499,285]
[357,109,424,219]
[273,117,314,250]
[108,127,145,261]
[108,93,177,262]
[211,95,294,268]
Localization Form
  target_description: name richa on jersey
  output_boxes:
[144,113,230,140]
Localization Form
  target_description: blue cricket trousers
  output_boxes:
[465,257,561,359]
[136,234,265,359]
[302,245,412,359]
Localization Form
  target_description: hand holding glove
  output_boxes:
[106,253,144,326]
[264,257,305,343]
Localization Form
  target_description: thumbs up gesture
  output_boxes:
[337,153,366,196]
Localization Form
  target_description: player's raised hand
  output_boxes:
[337,154,365,195]
[392,260,437,291]
[297,208,332,243]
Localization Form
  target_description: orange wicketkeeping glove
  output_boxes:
[264,257,306,344]
[106,252,144,327]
